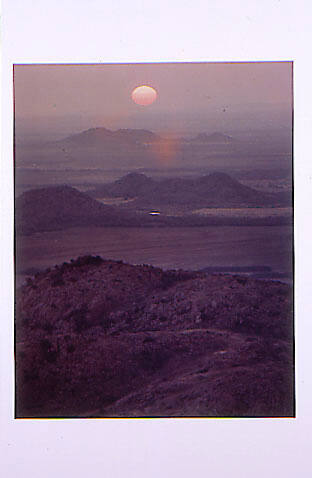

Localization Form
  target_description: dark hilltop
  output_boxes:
[88,171,291,209]
[15,185,144,235]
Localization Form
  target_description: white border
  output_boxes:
[1,1,312,477]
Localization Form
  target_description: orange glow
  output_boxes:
[150,137,181,165]
[131,85,157,106]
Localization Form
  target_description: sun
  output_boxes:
[131,85,157,106]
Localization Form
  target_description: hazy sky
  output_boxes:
[14,62,292,140]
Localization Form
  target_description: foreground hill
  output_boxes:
[88,171,290,208]
[16,256,294,418]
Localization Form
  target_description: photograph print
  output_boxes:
[14,62,294,418]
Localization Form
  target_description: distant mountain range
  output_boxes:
[60,127,237,147]
[16,126,292,176]
[62,127,161,146]
[187,132,235,143]
[88,171,290,209]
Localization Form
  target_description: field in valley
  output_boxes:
[192,207,292,218]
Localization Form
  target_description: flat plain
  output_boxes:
[16,225,293,284]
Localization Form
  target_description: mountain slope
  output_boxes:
[89,171,289,208]
[15,256,294,418]
[15,185,143,234]
[91,172,154,198]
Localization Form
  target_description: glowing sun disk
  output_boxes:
[131,85,157,106]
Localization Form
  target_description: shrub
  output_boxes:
[39,338,59,363]
[137,348,169,372]
[69,255,104,268]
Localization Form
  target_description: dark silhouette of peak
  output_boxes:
[116,172,153,186]
[17,185,104,212]
[89,171,284,208]
[190,172,270,205]
[114,129,160,143]
[197,172,238,186]
[15,185,143,234]
[61,127,160,146]
[89,172,155,199]
[190,132,235,143]
[64,127,114,143]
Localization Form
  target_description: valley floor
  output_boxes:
[16,225,293,286]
